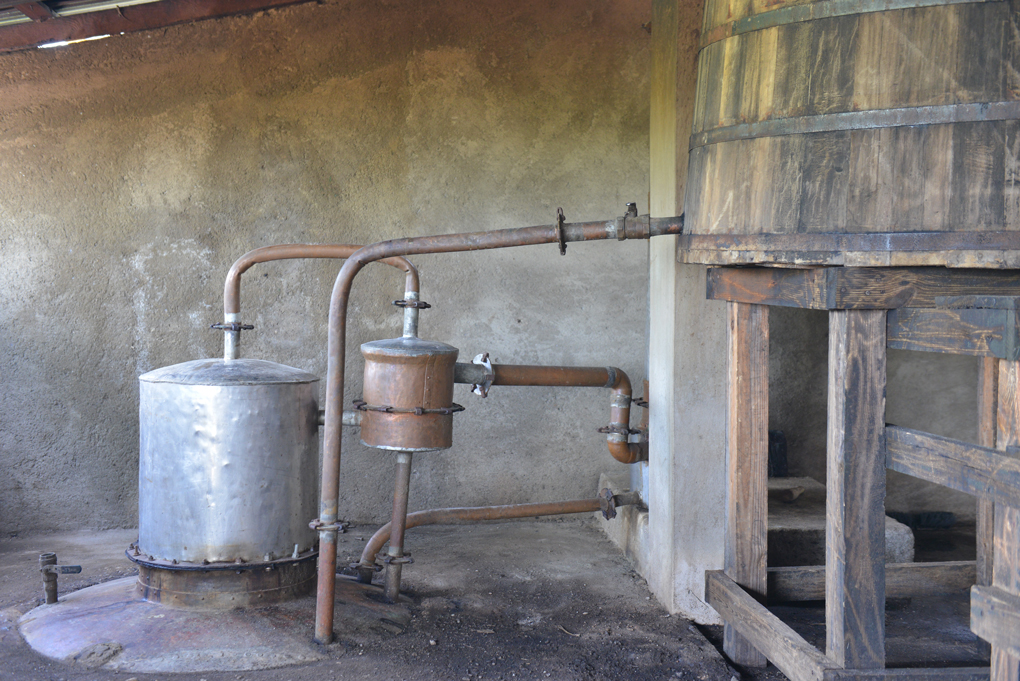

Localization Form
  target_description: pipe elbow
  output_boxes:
[607,439,648,465]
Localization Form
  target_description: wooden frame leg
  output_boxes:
[977,356,998,587]
[990,361,1020,681]
[826,309,886,669]
[724,302,769,667]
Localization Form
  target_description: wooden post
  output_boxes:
[724,301,769,667]
[991,361,1020,681]
[826,310,886,669]
[977,356,997,587]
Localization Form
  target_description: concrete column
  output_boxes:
[646,0,727,624]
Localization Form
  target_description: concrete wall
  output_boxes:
[0,0,654,534]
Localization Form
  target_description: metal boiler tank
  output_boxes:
[135,358,320,608]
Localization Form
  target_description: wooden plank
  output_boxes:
[885,427,1020,507]
[977,357,998,587]
[706,570,836,681]
[0,0,315,52]
[951,122,1007,231]
[707,267,1020,311]
[972,585,1020,658]
[15,2,52,21]
[886,307,1018,359]
[724,302,769,667]
[827,309,886,669]
[767,561,976,603]
[707,267,830,309]
[826,668,990,681]
[990,360,1020,681]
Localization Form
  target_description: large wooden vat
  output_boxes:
[680,0,1020,267]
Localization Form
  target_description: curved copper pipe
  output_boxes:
[471,364,646,464]
[356,498,603,581]
[313,215,683,644]
[223,244,419,315]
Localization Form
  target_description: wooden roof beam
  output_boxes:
[0,0,315,52]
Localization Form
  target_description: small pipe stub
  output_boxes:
[39,552,82,604]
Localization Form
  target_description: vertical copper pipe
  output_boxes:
[313,215,682,644]
[383,452,413,602]
[39,553,57,605]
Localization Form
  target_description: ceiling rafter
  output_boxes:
[0,0,315,52]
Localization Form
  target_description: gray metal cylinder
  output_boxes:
[138,359,319,565]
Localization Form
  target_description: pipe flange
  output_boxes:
[380,554,414,566]
[470,352,495,397]
[309,519,348,533]
[555,207,567,256]
[126,548,318,572]
[211,322,254,332]
[352,400,466,416]
[352,561,383,573]
[597,425,641,436]
[393,299,432,310]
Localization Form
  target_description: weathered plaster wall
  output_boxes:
[0,0,653,534]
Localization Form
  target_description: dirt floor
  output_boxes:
[0,520,990,681]
[0,519,739,681]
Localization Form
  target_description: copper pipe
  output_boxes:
[220,244,419,361]
[223,244,419,315]
[356,497,604,582]
[313,213,682,644]
[454,363,648,464]
[383,452,413,602]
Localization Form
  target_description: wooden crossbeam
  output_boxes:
[706,570,835,681]
[885,427,1020,507]
[825,668,990,680]
[971,585,1020,658]
[14,2,52,21]
[887,307,1020,360]
[707,267,1020,311]
[0,0,315,52]
[767,562,976,603]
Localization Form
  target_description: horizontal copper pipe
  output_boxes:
[356,498,604,581]
[223,244,419,316]
[454,363,647,464]
[314,213,682,643]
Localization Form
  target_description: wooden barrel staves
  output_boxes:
[681,0,1020,267]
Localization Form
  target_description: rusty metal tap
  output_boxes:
[39,552,82,604]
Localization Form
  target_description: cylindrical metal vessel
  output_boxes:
[683,0,1020,266]
[359,337,459,451]
[138,359,319,565]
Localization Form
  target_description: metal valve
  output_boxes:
[39,552,82,604]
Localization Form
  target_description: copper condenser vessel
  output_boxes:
[358,336,460,451]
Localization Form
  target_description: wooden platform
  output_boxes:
[706,266,1020,681]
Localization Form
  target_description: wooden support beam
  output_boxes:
[827,309,886,669]
[978,357,998,588]
[987,360,1020,681]
[971,585,1020,658]
[0,0,315,53]
[767,562,976,603]
[886,308,1020,360]
[824,668,991,681]
[885,427,1020,508]
[706,570,835,681]
[707,267,1020,311]
[724,302,769,667]
[15,2,53,21]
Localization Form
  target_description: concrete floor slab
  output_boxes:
[0,520,738,681]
